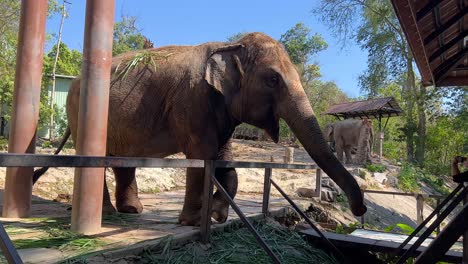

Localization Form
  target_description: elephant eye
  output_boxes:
[266,73,280,87]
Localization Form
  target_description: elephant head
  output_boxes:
[205,33,366,216]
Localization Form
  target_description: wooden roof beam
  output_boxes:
[434,48,468,82]
[425,7,468,45]
[436,76,468,86]
[429,29,468,62]
[417,0,446,21]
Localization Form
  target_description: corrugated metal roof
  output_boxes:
[325,97,403,119]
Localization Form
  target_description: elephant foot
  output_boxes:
[102,204,117,215]
[211,199,229,223]
[116,199,143,214]
[178,210,201,226]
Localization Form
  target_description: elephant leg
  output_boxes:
[102,175,117,214]
[344,146,353,164]
[112,167,143,214]
[212,141,238,223]
[335,141,344,163]
[179,167,205,226]
[179,141,218,226]
[212,168,237,223]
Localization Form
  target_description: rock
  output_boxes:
[321,187,336,202]
[321,177,342,195]
[386,175,399,187]
[297,187,316,198]
[18,248,64,263]
[373,172,388,184]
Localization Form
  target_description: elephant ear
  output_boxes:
[205,44,245,100]
[325,124,334,141]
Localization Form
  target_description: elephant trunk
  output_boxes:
[279,89,367,216]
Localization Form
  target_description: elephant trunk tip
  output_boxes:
[351,203,367,217]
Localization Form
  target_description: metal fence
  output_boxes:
[0,153,341,264]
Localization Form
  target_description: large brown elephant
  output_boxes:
[35,33,366,225]
[324,119,374,164]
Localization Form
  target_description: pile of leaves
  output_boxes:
[139,220,338,264]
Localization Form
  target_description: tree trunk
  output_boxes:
[415,83,426,166]
[404,51,416,163]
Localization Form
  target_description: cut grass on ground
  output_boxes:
[139,220,338,264]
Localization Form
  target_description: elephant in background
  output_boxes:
[324,118,374,164]
[34,33,366,225]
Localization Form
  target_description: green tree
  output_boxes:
[316,0,424,164]
[41,42,82,134]
[113,15,152,56]
[0,0,60,135]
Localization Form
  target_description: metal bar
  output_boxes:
[262,168,272,216]
[211,175,281,264]
[270,179,345,262]
[415,203,468,263]
[0,223,23,264]
[214,160,317,170]
[0,154,204,168]
[363,189,444,199]
[397,186,468,264]
[71,0,115,235]
[464,190,468,263]
[395,184,463,255]
[2,0,48,218]
[200,160,214,244]
[436,198,441,234]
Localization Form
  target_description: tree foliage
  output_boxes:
[315,0,467,179]
[113,15,151,56]
[0,0,60,131]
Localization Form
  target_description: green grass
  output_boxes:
[140,221,338,264]
[5,217,106,254]
[397,163,421,193]
[114,50,173,81]
[365,163,387,173]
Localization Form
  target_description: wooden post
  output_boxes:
[262,168,272,216]
[200,160,214,244]
[284,147,294,163]
[416,194,424,224]
[315,169,322,198]
[378,131,384,161]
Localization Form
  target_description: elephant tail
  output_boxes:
[32,127,71,184]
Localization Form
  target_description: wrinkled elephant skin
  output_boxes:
[63,33,367,225]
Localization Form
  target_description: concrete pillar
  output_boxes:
[71,0,115,234]
[2,0,48,218]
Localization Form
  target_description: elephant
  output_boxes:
[34,32,366,225]
[324,118,374,164]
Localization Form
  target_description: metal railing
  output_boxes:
[0,153,341,264]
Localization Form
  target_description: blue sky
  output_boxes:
[46,0,368,97]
